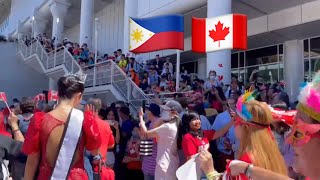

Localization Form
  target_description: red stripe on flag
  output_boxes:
[192,17,206,53]
[131,32,184,53]
[233,14,247,50]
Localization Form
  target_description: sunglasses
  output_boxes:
[286,118,320,146]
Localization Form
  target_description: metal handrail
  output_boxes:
[18,39,81,74]
[47,46,65,55]
[108,60,150,101]
[17,40,150,110]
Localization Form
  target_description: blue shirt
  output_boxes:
[212,111,237,155]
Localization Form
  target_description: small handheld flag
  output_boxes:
[48,90,59,102]
[0,92,11,113]
[34,93,46,101]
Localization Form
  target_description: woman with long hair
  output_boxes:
[234,99,288,176]
[22,74,101,180]
[205,71,320,180]
[180,111,233,161]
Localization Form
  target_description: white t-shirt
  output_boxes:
[154,122,179,180]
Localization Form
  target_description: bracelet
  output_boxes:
[245,164,254,177]
[12,129,20,133]
[206,171,221,180]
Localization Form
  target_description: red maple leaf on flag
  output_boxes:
[209,21,230,47]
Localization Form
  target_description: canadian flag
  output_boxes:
[0,92,7,102]
[48,90,59,101]
[192,14,247,53]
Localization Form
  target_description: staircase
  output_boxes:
[17,40,150,111]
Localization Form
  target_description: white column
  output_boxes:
[79,0,94,48]
[123,0,138,53]
[33,18,48,38]
[49,78,57,90]
[49,0,70,44]
[206,0,232,85]
[284,40,304,102]
[197,57,207,80]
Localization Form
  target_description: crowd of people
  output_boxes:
[13,34,320,180]
[0,68,319,180]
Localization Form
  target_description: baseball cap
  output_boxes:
[146,103,161,117]
[160,100,183,114]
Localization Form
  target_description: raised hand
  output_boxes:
[197,149,215,175]
[8,112,19,128]
[85,104,96,113]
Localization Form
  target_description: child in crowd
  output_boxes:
[123,123,144,179]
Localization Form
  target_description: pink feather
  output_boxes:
[306,89,320,112]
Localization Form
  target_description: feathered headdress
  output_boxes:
[236,87,258,121]
[297,71,320,122]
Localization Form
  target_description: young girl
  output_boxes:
[180,111,233,161]
[123,123,143,179]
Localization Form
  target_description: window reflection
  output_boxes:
[246,46,278,66]
[231,53,238,69]
[304,39,309,58]
[311,58,320,79]
[246,64,279,83]
[310,37,320,57]
[304,60,310,82]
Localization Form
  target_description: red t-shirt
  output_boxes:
[96,117,114,161]
[125,139,142,170]
[182,130,216,158]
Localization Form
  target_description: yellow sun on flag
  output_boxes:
[131,28,144,43]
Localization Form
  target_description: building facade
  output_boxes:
[1,0,320,101]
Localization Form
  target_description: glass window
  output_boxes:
[310,37,320,57]
[181,62,196,74]
[279,63,284,81]
[304,59,310,82]
[311,58,320,80]
[246,46,278,66]
[304,39,309,58]
[279,54,284,64]
[240,52,245,67]
[279,44,283,55]
[231,68,239,79]
[231,53,239,68]
[246,64,279,84]
[239,68,245,83]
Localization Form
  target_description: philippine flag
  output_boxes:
[129,15,184,53]
[192,14,247,53]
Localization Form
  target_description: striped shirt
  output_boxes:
[142,118,160,176]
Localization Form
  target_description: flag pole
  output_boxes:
[4,101,12,113]
[175,50,180,92]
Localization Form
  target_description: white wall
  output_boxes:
[2,0,46,36]
[63,0,124,56]
[95,0,124,55]
[137,0,206,18]
[64,24,80,43]
[0,42,49,106]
